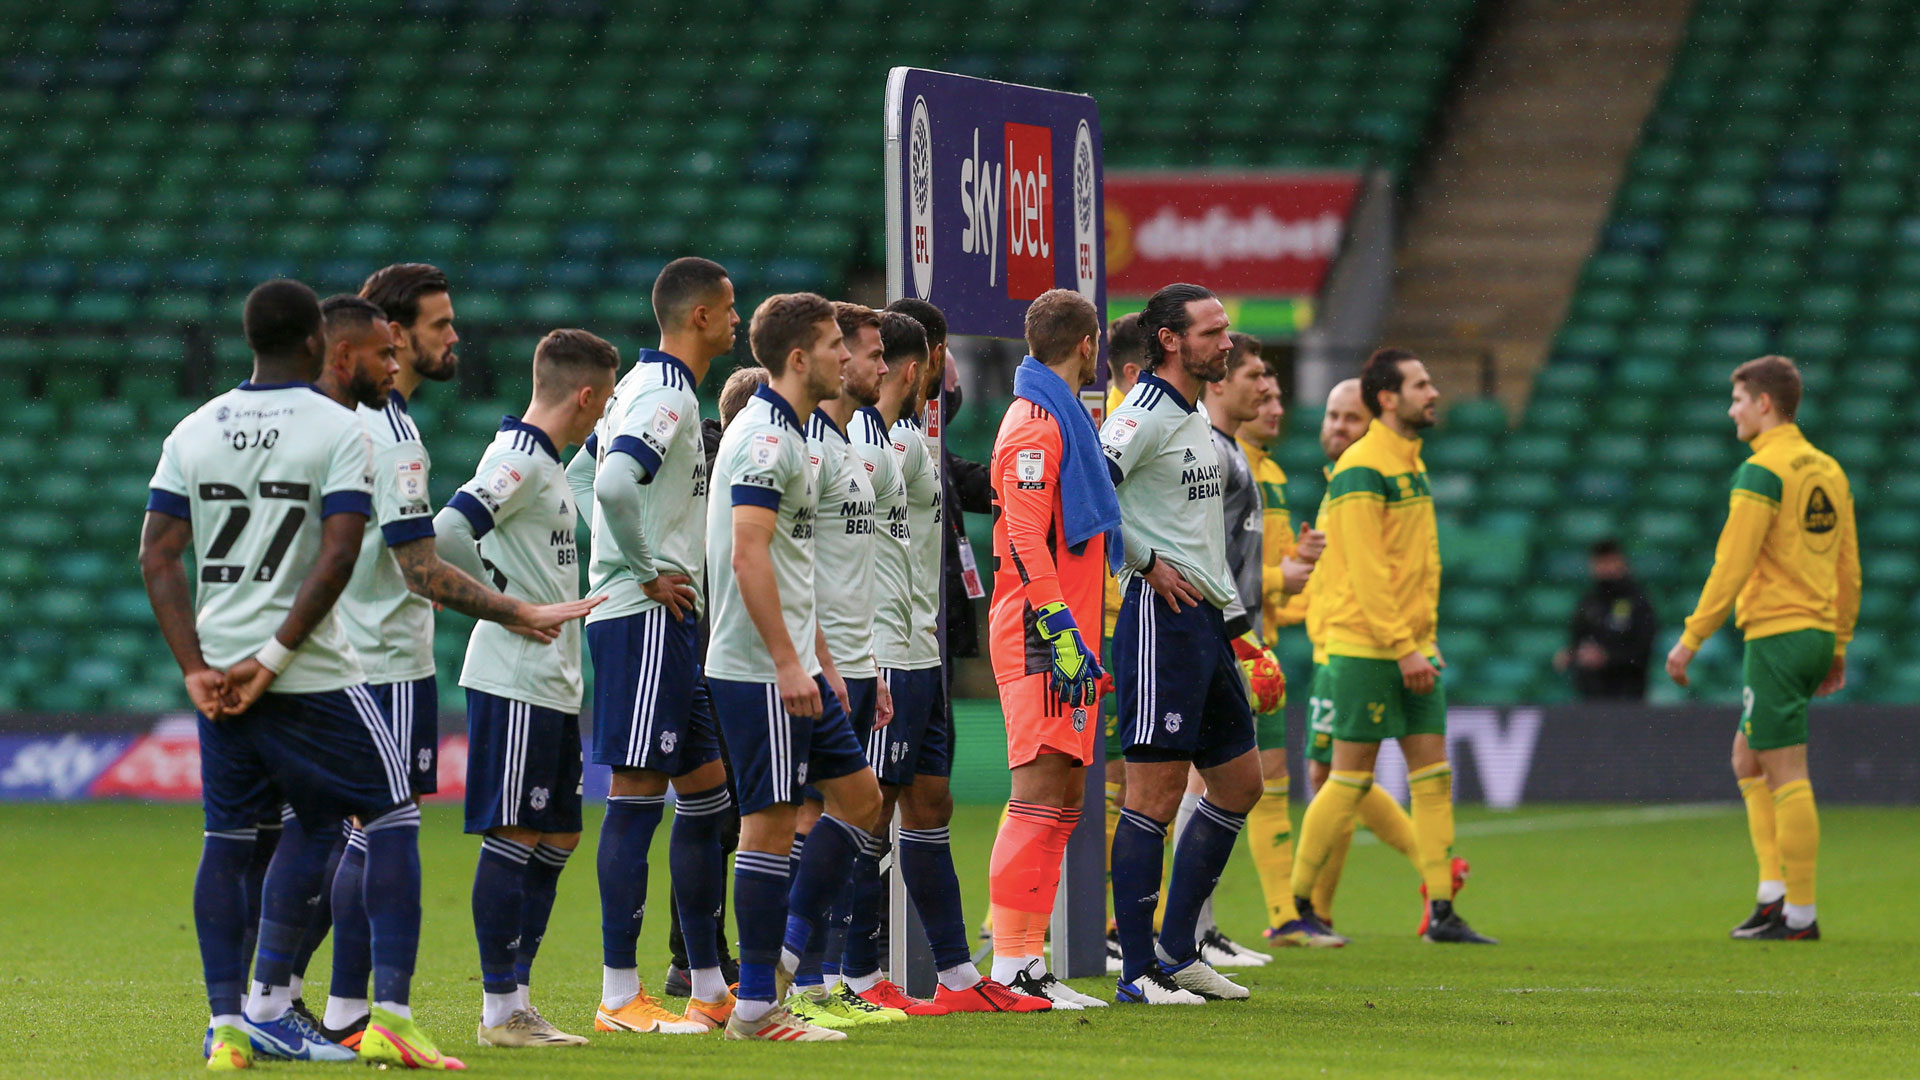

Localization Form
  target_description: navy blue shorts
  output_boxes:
[463,689,584,835]
[874,667,953,785]
[587,608,724,776]
[1112,578,1256,770]
[371,675,439,795]
[805,676,877,801]
[199,686,412,833]
[709,673,869,816]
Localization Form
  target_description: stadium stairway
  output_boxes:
[1384,0,1696,407]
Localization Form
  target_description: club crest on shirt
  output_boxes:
[750,432,780,466]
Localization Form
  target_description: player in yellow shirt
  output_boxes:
[1293,380,1449,938]
[1666,355,1858,942]
[1289,349,1494,944]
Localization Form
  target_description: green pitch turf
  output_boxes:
[7,801,1917,1079]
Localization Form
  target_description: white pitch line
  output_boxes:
[1349,803,1737,846]
[1346,986,1920,998]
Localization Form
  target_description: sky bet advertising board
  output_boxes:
[884,68,1105,343]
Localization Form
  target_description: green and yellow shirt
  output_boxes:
[1680,423,1859,654]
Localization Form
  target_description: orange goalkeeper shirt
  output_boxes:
[988,397,1109,685]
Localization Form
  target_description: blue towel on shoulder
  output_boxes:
[1012,356,1124,572]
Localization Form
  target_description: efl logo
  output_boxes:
[1003,122,1053,300]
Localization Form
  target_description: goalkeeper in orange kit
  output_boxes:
[982,290,1120,1008]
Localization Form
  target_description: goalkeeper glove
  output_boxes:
[1034,600,1105,708]
[1233,632,1285,714]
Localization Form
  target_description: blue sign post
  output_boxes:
[884,68,1109,986]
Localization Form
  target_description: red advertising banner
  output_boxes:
[1103,171,1363,297]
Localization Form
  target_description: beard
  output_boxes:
[1400,398,1435,430]
[349,370,389,409]
[844,373,883,407]
[1180,339,1227,383]
[409,331,458,382]
[807,362,843,403]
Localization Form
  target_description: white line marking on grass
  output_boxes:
[1350,803,1737,846]
[1349,986,1919,998]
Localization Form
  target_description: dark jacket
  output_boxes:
[1566,575,1658,700]
[942,384,992,657]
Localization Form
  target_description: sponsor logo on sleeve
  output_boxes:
[396,458,427,503]
[750,432,780,467]
[1016,448,1046,489]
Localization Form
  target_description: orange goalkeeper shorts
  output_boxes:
[998,673,1101,769]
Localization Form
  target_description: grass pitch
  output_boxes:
[7,800,1917,1079]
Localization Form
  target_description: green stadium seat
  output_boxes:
[1444,397,1506,435]
[1521,396,1587,434]
[1585,432,1651,470]
[1552,507,1616,546]
[1502,433,1574,471]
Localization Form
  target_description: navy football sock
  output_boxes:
[362,805,422,1007]
[473,834,531,996]
[239,820,280,977]
[839,835,887,978]
[898,825,972,971]
[1110,809,1170,984]
[786,816,867,966]
[733,850,791,1006]
[291,817,348,983]
[1157,799,1247,969]
[328,825,372,1001]
[515,842,573,987]
[253,813,339,995]
[196,828,258,1018]
[596,794,664,970]
[668,784,731,973]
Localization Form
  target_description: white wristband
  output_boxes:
[255,637,295,675]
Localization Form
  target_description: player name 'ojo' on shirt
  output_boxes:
[854,406,915,668]
[1099,372,1239,613]
[146,380,374,693]
[445,417,585,713]
[338,390,437,685]
[807,409,879,679]
[704,385,822,683]
[582,348,710,624]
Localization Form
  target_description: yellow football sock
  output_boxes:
[1311,819,1354,921]
[1291,770,1371,901]
[1408,762,1456,901]
[1358,780,1418,859]
[1737,776,1781,886]
[1245,778,1299,927]
[1772,780,1819,906]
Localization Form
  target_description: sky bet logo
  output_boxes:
[961,122,1055,300]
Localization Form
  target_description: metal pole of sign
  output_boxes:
[882,75,943,997]
[1048,724,1108,978]
[883,64,1109,992]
